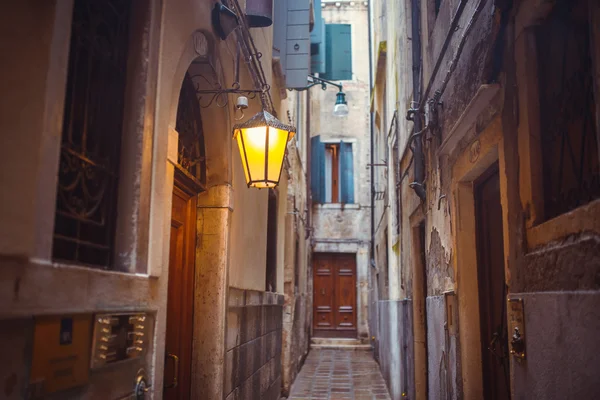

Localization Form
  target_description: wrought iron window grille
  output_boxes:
[53,0,133,268]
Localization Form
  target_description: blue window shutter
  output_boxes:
[340,141,354,203]
[311,136,325,203]
[322,24,352,81]
[310,0,323,44]
[310,20,326,74]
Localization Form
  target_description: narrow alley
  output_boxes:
[289,350,390,400]
[1,0,600,399]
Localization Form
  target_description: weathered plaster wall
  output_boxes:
[309,1,372,342]
[370,0,501,398]
[510,292,600,400]
[0,1,297,399]
[376,300,415,400]
[425,296,461,400]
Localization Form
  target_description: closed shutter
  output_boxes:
[273,0,288,68]
[340,141,354,203]
[286,0,311,88]
[311,20,326,74]
[310,0,326,74]
[322,24,352,81]
[311,136,325,203]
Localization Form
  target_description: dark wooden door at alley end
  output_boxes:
[313,253,357,338]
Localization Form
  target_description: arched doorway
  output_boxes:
[164,72,206,400]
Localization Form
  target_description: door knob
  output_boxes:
[135,375,149,400]
[164,353,179,389]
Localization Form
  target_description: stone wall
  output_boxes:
[376,300,415,400]
[225,288,284,400]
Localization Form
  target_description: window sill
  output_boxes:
[45,259,152,278]
[0,257,158,317]
[314,203,361,210]
[527,199,600,250]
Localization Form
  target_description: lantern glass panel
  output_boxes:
[238,126,268,184]
[266,127,290,182]
[235,129,252,183]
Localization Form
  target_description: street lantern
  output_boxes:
[333,91,349,116]
[233,110,296,188]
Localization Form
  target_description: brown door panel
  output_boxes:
[475,168,510,400]
[165,183,197,400]
[313,253,357,336]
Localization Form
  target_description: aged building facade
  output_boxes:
[370,0,600,399]
[308,0,372,345]
[0,1,312,399]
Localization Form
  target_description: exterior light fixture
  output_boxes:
[203,0,296,188]
[233,110,296,188]
[333,91,349,116]
[295,75,349,117]
[212,2,239,40]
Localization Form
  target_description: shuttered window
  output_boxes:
[340,141,355,203]
[322,24,352,81]
[311,136,354,204]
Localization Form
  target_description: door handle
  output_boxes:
[164,353,179,389]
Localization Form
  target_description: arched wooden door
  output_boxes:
[164,73,206,400]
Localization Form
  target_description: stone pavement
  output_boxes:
[288,349,391,400]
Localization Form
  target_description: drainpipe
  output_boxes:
[305,90,311,240]
[408,0,426,201]
[368,0,375,267]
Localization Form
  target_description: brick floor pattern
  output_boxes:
[288,349,391,400]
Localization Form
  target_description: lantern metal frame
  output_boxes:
[233,110,296,188]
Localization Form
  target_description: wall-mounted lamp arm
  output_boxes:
[294,75,344,92]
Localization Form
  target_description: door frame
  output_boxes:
[451,118,509,399]
[164,167,204,398]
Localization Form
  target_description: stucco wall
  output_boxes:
[0,1,300,399]
[372,0,600,399]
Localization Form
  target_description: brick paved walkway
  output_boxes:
[288,349,391,400]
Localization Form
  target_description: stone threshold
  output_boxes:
[310,337,371,350]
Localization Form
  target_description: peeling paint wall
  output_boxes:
[371,0,600,398]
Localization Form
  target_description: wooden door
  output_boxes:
[475,167,511,400]
[164,177,197,400]
[313,253,357,338]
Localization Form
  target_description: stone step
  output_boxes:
[310,337,372,350]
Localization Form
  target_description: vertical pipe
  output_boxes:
[305,90,312,240]
[368,0,375,272]
[411,0,426,201]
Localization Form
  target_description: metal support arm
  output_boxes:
[294,74,344,92]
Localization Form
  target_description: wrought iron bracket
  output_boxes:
[292,74,344,93]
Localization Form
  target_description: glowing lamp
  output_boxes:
[233,110,296,188]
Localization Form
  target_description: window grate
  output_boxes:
[536,0,600,221]
[53,0,132,268]
[176,74,206,185]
